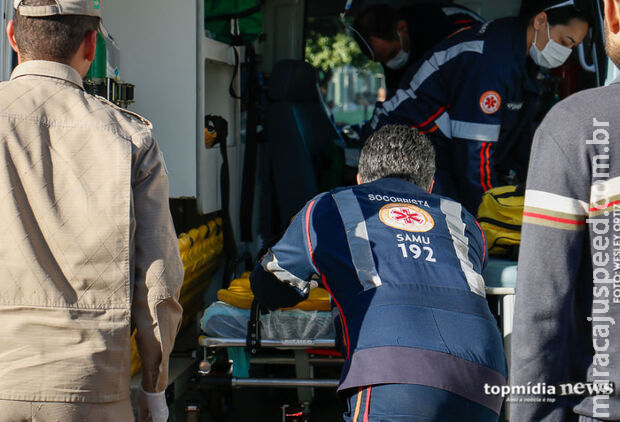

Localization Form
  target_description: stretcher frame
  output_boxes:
[196,301,342,405]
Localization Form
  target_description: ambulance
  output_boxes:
[0,0,612,420]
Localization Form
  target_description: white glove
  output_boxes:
[138,386,169,422]
[309,274,320,290]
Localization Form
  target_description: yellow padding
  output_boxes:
[217,272,331,311]
[217,274,254,309]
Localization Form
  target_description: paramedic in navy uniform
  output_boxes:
[251,125,507,421]
[352,3,485,93]
[365,0,590,215]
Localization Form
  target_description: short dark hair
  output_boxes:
[353,4,401,58]
[13,0,100,63]
[519,1,592,26]
[358,125,435,189]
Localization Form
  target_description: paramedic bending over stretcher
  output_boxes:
[251,125,507,422]
[365,0,590,214]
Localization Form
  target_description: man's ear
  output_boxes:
[84,30,97,62]
[7,20,18,54]
[533,11,548,31]
[605,0,620,36]
[356,174,363,185]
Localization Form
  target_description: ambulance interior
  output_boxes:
[0,0,613,420]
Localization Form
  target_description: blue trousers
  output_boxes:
[342,384,499,422]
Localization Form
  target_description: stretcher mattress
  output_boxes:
[201,301,336,340]
[483,258,517,289]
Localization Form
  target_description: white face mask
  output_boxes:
[384,34,410,70]
[529,23,573,68]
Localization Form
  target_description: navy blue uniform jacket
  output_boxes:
[251,178,507,414]
[367,18,539,214]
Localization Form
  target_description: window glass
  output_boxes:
[305,16,385,126]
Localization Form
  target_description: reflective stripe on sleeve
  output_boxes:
[408,41,484,94]
[332,190,382,291]
[451,120,501,142]
[261,250,311,294]
[435,112,452,138]
[370,41,485,130]
[440,199,486,297]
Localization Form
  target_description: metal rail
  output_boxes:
[233,378,339,388]
[199,336,336,349]
[485,287,516,296]
[198,374,339,388]
[250,357,343,365]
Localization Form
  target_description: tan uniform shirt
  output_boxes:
[0,61,183,402]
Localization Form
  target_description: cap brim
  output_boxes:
[98,22,118,48]
[98,22,109,38]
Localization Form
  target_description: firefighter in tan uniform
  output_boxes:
[0,1,183,421]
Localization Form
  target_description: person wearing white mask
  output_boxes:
[365,0,591,215]
[529,1,588,69]
[530,16,575,68]
[352,3,485,93]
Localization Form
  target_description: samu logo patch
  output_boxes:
[379,203,435,233]
[480,91,501,114]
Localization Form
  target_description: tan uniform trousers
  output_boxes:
[0,399,134,422]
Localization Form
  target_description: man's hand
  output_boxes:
[138,386,169,422]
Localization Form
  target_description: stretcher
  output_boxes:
[196,276,342,406]
[201,301,336,341]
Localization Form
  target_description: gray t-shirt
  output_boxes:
[511,79,620,421]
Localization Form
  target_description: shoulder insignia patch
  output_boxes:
[379,203,435,233]
[480,91,501,115]
[95,95,153,128]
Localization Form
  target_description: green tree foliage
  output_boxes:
[305,27,382,93]
[305,31,367,74]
